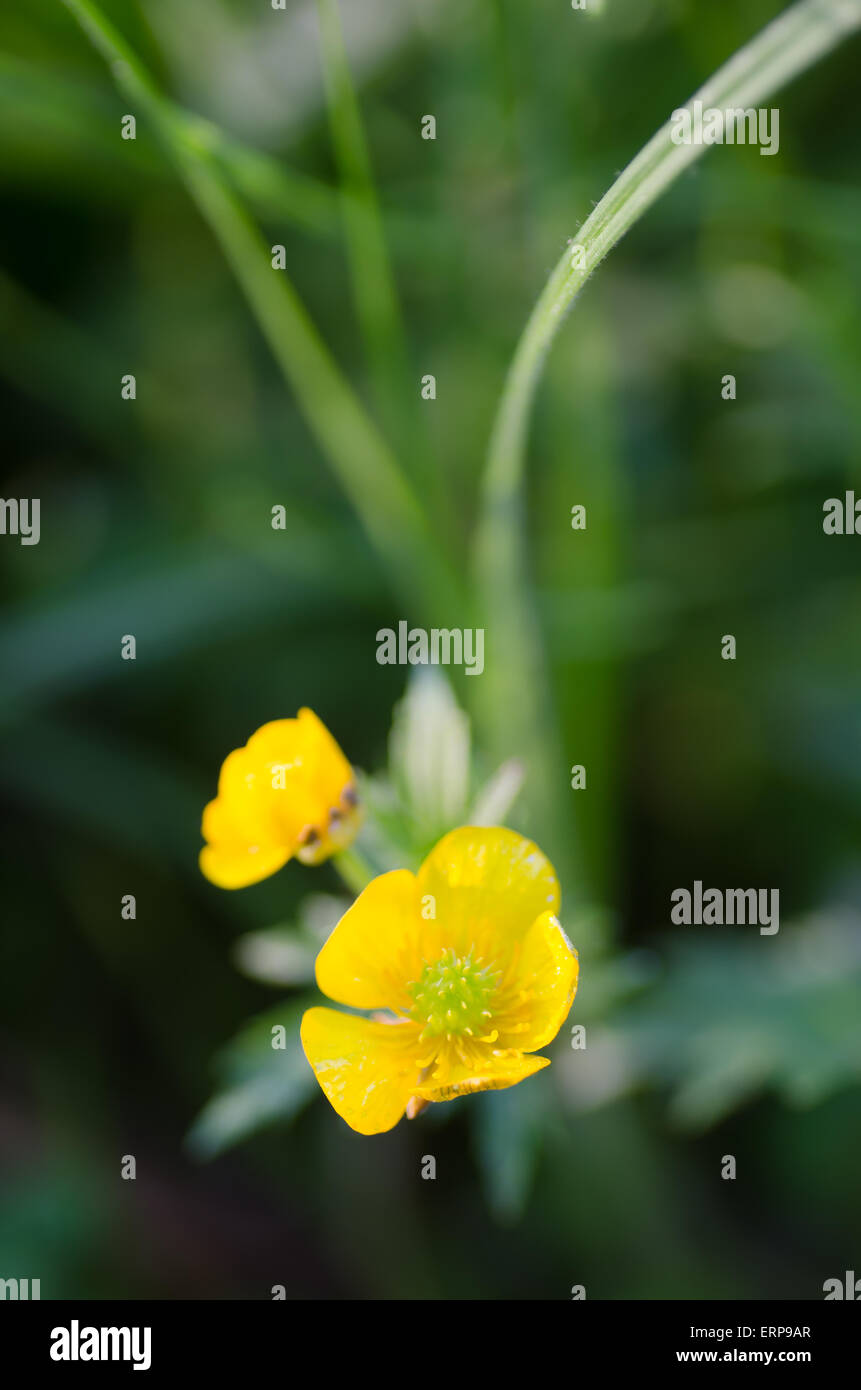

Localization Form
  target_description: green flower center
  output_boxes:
[408,948,500,1040]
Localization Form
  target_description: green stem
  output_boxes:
[472,0,861,848]
[313,0,407,426]
[60,0,462,618]
[480,0,861,531]
[215,137,342,239]
[332,846,377,895]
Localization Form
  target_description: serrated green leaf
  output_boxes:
[471,1074,547,1223]
[186,999,316,1159]
[613,914,861,1130]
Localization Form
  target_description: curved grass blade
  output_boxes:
[472,0,861,859]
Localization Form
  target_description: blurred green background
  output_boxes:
[2,0,861,1299]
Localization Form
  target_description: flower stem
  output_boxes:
[332,846,377,896]
[480,0,861,529]
[472,0,861,847]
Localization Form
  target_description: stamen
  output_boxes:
[407,947,500,1040]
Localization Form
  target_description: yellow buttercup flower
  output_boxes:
[200,709,361,889]
[300,826,579,1134]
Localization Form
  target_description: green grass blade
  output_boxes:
[472,0,861,859]
[59,0,460,615]
[313,0,408,426]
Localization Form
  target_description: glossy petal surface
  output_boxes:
[300,1007,422,1135]
[200,709,358,887]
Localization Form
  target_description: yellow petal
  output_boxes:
[415,1044,549,1103]
[300,1007,423,1134]
[199,793,290,889]
[215,746,290,840]
[247,709,354,843]
[201,710,358,886]
[315,870,423,1011]
[493,911,579,1052]
[416,826,560,964]
[199,838,290,890]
